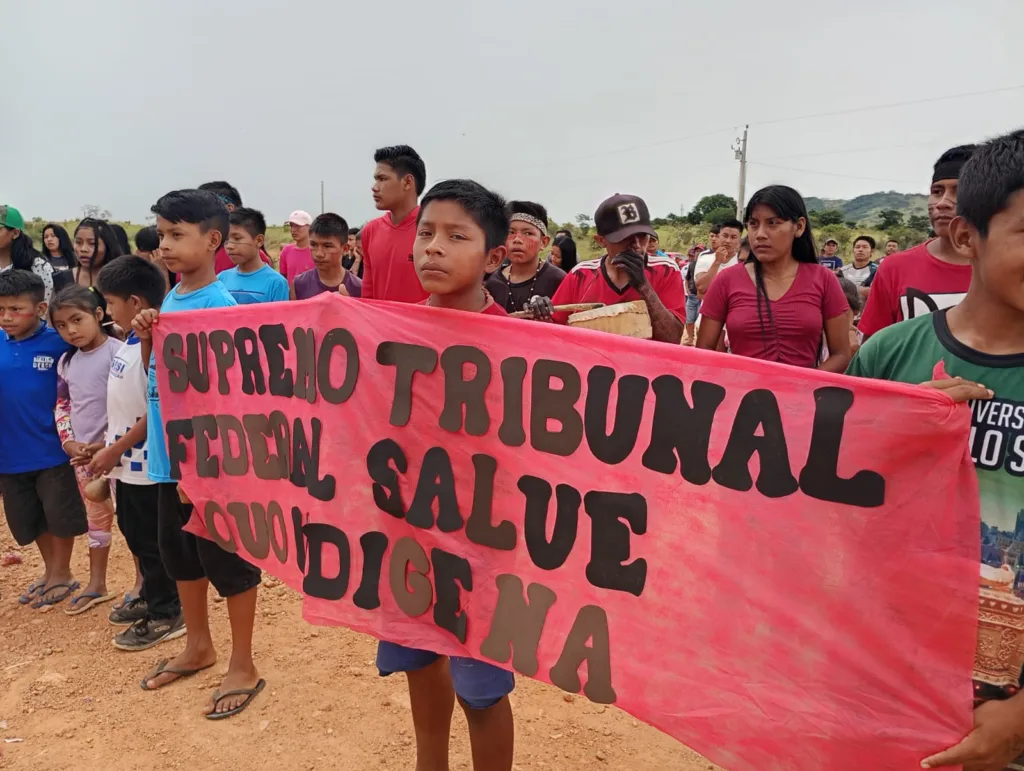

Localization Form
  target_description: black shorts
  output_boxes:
[156,483,261,598]
[0,463,87,545]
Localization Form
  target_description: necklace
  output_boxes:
[505,262,541,312]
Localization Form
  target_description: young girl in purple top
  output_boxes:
[290,213,363,300]
[51,285,123,615]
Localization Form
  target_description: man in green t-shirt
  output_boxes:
[848,128,1024,771]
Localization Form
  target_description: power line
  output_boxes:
[754,138,946,163]
[507,126,735,173]
[751,85,1024,128]
[508,85,1023,172]
[746,161,920,186]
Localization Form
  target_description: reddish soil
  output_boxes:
[0,519,719,771]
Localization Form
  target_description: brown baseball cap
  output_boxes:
[594,194,657,244]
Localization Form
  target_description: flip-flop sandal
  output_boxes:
[19,580,45,605]
[64,591,117,616]
[140,658,215,691]
[31,581,80,609]
[205,679,266,721]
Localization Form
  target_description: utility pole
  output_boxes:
[732,125,748,220]
[320,181,325,214]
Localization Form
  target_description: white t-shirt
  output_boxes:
[1,256,55,303]
[841,263,873,287]
[105,336,152,485]
[694,252,739,279]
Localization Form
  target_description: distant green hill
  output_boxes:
[804,191,928,225]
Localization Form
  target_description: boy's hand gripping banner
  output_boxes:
[156,294,979,771]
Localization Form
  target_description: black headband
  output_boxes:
[932,160,965,184]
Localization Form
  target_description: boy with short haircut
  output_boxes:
[841,235,878,295]
[859,144,977,338]
[378,179,514,771]
[219,207,289,305]
[344,227,363,277]
[819,238,843,271]
[199,181,273,274]
[527,193,686,344]
[362,145,429,303]
[93,256,185,647]
[0,270,87,608]
[485,200,565,312]
[847,130,1024,771]
[291,213,362,300]
[278,210,314,283]
[135,226,161,260]
[693,218,744,297]
[132,189,264,719]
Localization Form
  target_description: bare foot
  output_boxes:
[204,666,263,717]
[143,648,217,690]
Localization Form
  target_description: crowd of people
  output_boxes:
[1,127,1023,769]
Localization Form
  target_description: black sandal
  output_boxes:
[140,658,215,691]
[205,679,266,720]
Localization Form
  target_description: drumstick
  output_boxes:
[508,303,604,318]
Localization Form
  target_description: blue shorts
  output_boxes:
[376,641,515,710]
[685,293,701,324]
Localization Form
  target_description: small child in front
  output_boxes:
[94,255,185,648]
[377,179,514,771]
[50,285,122,614]
[0,270,88,608]
[132,189,264,719]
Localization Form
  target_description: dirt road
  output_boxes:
[0,521,718,771]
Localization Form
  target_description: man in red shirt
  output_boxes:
[526,194,685,344]
[361,145,429,303]
[198,181,273,274]
[859,145,976,338]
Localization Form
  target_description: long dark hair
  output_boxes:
[74,218,126,284]
[9,231,45,272]
[110,224,132,254]
[42,223,79,269]
[49,285,116,364]
[743,185,818,359]
[552,234,577,272]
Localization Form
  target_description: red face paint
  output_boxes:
[507,230,542,264]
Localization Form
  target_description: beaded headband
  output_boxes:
[509,213,547,234]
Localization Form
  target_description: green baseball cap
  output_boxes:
[0,205,25,231]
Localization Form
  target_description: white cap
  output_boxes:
[287,210,313,226]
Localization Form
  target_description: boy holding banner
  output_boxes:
[376,179,515,770]
[847,129,1024,771]
[131,190,265,720]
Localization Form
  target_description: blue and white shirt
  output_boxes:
[106,334,151,485]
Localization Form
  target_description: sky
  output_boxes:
[6,0,1024,227]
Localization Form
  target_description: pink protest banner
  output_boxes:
[156,293,979,771]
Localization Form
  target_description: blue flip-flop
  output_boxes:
[64,590,117,616]
[19,579,45,605]
[31,581,80,609]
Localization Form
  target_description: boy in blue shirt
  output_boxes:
[218,207,289,304]
[131,189,264,719]
[0,270,87,608]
